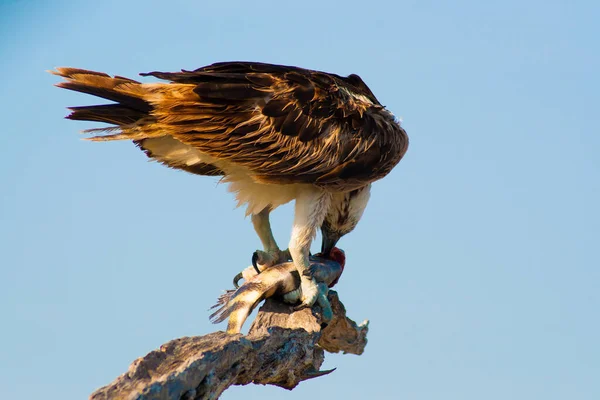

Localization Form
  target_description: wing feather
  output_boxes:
[55,62,408,188]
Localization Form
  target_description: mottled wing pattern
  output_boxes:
[54,62,407,188]
[140,62,396,188]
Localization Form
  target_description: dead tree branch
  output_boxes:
[90,291,368,400]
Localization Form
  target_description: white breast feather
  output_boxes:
[141,137,306,215]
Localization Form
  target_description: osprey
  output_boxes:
[52,62,408,312]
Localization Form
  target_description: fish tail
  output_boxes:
[210,283,265,334]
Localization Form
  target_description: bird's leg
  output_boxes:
[251,207,290,270]
[289,189,332,308]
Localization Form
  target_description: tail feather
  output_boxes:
[67,104,144,125]
[51,67,160,142]
[51,67,111,78]
[51,67,152,121]
[55,81,149,112]
[54,67,235,176]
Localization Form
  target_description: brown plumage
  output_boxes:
[52,62,408,191]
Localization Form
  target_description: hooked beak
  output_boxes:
[321,231,340,256]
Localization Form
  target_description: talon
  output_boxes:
[253,248,290,272]
[233,272,243,288]
[251,251,261,274]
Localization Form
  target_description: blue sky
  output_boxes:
[1,0,599,399]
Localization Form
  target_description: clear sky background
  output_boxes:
[1,1,598,399]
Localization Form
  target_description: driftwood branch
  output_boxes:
[90,291,368,400]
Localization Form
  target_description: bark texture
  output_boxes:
[90,291,368,400]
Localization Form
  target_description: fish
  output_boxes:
[211,249,345,334]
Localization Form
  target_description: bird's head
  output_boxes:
[320,185,371,258]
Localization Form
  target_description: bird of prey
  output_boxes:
[52,61,409,312]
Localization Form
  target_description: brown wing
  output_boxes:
[54,62,408,188]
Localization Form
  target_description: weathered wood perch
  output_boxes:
[90,291,368,400]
